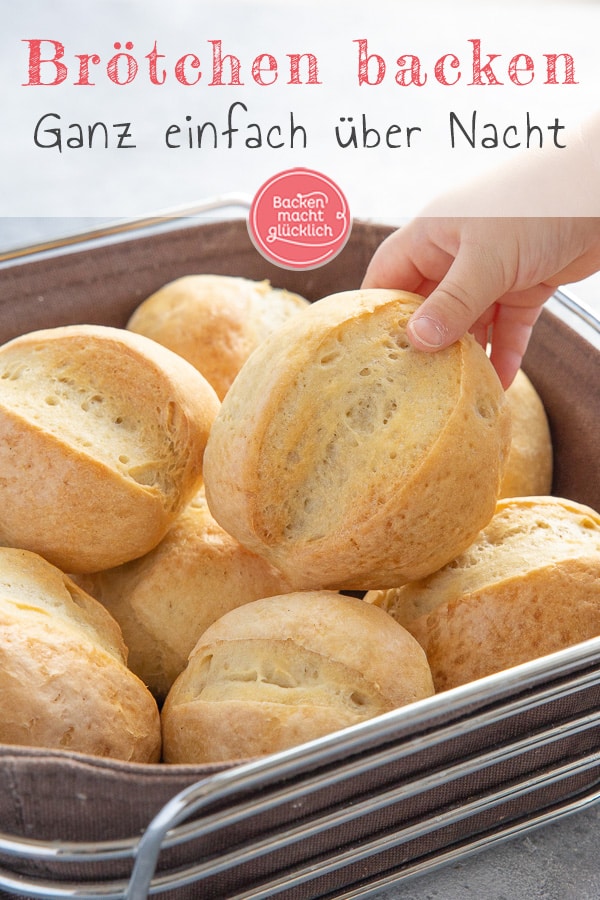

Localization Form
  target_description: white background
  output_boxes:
[2,0,599,220]
[2,0,599,309]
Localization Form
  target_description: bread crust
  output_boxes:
[204,289,511,590]
[499,369,553,498]
[161,591,434,763]
[409,559,600,691]
[367,496,600,691]
[78,490,293,702]
[0,548,161,761]
[0,325,220,572]
[127,275,309,400]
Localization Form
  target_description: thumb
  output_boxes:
[407,244,508,350]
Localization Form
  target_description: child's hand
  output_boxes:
[362,113,600,388]
[362,215,600,388]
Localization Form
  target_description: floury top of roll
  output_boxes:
[0,324,220,574]
[203,288,512,591]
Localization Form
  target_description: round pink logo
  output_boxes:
[248,168,351,270]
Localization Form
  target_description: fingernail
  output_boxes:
[408,316,446,348]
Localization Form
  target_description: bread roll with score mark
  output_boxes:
[127,274,310,400]
[77,490,294,703]
[366,496,600,692]
[0,324,220,573]
[161,590,434,764]
[0,547,161,762]
[203,289,512,591]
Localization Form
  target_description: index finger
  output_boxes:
[361,228,430,293]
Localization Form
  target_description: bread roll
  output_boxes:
[77,490,294,703]
[127,275,309,400]
[161,591,434,764]
[366,496,600,691]
[499,369,553,499]
[0,324,220,573]
[203,289,512,591]
[0,547,160,761]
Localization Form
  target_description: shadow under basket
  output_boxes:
[0,216,599,900]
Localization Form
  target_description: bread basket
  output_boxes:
[0,209,598,899]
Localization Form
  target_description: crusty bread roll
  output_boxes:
[0,324,220,573]
[161,591,434,764]
[203,289,512,591]
[499,369,553,499]
[77,490,294,703]
[127,275,309,400]
[0,547,161,761]
[366,496,600,692]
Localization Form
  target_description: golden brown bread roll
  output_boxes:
[77,490,294,703]
[161,590,434,764]
[127,275,309,400]
[0,324,220,573]
[203,289,512,591]
[499,369,553,499]
[366,496,600,692]
[0,547,161,761]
